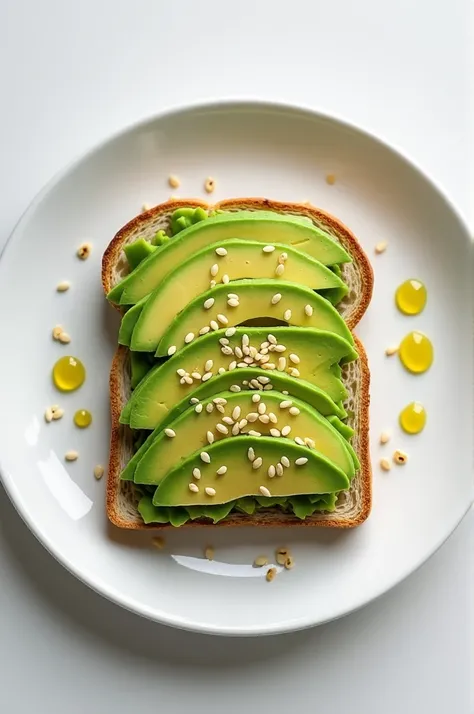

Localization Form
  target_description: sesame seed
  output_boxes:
[227,299,239,307]
[217,314,228,325]
[193,468,201,479]
[275,264,285,277]
[304,304,313,317]
[237,362,248,369]
[305,437,315,449]
[189,483,199,493]
[271,293,282,305]
[259,414,270,424]
[268,334,277,345]
[56,280,71,292]
[168,174,180,188]
[204,298,215,310]
[380,458,391,471]
[294,437,305,446]
[167,345,177,356]
[207,431,215,444]
[252,393,261,403]
[195,403,203,413]
[266,567,277,582]
[289,407,300,416]
[210,280,216,288]
[262,363,276,370]
[232,406,241,420]
[216,423,229,435]
[215,247,228,256]
[94,465,104,480]
[242,334,250,347]
[248,430,261,437]
[239,419,248,429]
[268,465,276,478]
[270,428,281,437]
[279,252,288,263]
[247,447,255,462]
[289,353,300,364]
[204,359,214,371]
[282,390,289,395]
[210,320,219,331]
[281,456,290,468]
[205,404,214,415]
[180,377,186,384]
[289,368,300,377]
[274,344,286,352]
[259,486,271,497]
[258,376,270,385]
[205,487,216,496]
[210,264,219,277]
[200,452,211,463]
[385,345,398,356]
[263,384,273,391]
[225,327,236,337]
[218,367,226,374]
[252,457,263,469]
[164,428,176,438]
[232,423,240,435]
[375,241,388,254]
[247,412,259,422]
[222,416,234,425]
[219,337,230,346]
[216,404,225,413]
[234,346,243,358]
[276,463,284,476]
[222,274,230,284]
[257,402,266,414]
[281,425,291,437]
[277,357,286,371]
[229,384,241,392]
[191,372,202,380]
[221,345,233,355]
[268,413,277,423]
[295,457,308,466]
[65,450,79,462]
[202,372,213,384]
[263,245,275,253]
[283,309,292,321]
[216,465,227,475]
[184,375,193,385]
[380,431,391,445]
[254,556,269,567]
[250,379,260,389]
[228,361,237,371]
[242,345,250,356]
[199,326,211,335]
[177,368,186,377]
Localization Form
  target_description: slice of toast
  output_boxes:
[102,198,374,329]
[103,199,372,529]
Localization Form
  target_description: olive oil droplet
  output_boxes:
[398,332,433,374]
[395,279,427,315]
[399,402,426,434]
[74,409,92,428]
[52,356,86,392]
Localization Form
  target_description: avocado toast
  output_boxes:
[103,198,373,529]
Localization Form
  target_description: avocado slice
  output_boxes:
[155,278,353,356]
[109,211,351,305]
[124,238,157,270]
[129,241,347,351]
[118,296,148,346]
[152,436,350,507]
[125,327,357,429]
[327,415,354,440]
[131,390,356,485]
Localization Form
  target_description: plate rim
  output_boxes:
[0,98,472,637]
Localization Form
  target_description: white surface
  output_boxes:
[0,0,472,709]
[1,101,473,636]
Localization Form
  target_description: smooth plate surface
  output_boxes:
[0,101,472,635]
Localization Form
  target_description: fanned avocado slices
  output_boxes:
[124,327,357,430]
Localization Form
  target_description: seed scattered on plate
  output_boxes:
[193,467,201,480]
[184,332,195,344]
[217,313,228,325]
[281,456,290,468]
[216,423,229,435]
[305,437,315,449]
[168,174,180,188]
[375,241,388,255]
[210,320,219,331]
[248,430,261,437]
[385,345,398,356]
[270,428,281,438]
[259,485,271,497]
[227,298,239,307]
[204,297,215,309]
[276,547,289,565]
[326,173,336,185]
[289,407,300,416]
[247,446,255,462]
[294,437,305,446]
[380,458,391,471]
[276,463,284,476]
[65,450,79,462]
[268,464,277,477]
[56,281,70,292]
[225,327,236,337]
[204,177,215,194]
[284,556,294,570]
[210,264,219,277]
[393,450,408,465]
[281,425,291,437]
[266,567,277,582]
[199,326,211,335]
[254,555,269,567]
[77,242,92,260]
[202,372,213,382]
[58,332,71,344]
[207,430,215,444]
[380,431,391,445]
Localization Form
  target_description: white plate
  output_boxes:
[0,101,472,636]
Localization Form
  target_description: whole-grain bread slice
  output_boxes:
[102,198,373,329]
[106,334,371,530]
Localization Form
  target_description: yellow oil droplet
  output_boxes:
[52,356,86,392]
[74,409,92,428]
[395,279,427,315]
[398,331,433,374]
[399,402,426,434]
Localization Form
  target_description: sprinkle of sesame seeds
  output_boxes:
[180,377,186,385]
[271,293,282,305]
[242,345,250,356]
[232,423,240,435]
[227,298,239,307]
[229,384,241,392]
[305,437,315,449]
[259,414,270,424]
[393,450,408,465]
[252,457,263,469]
[239,418,248,429]
[205,487,216,496]
[200,452,211,463]
[281,425,291,437]
[263,245,275,253]
[222,274,230,284]
[228,361,237,371]
[215,247,228,256]
[294,437,305,446]
[259,485,271,497]
[270,428,281,438]
[216,423,228,435]
[295,457,308,466]
[249,379,260,389]
[225,327,236,337]
[204,298,215,309]
[275,264,285,277]
[217,313,228,325]
[165,428,176,438]
[189,482,199,493]
[248,430,261,437]
[289,407,300,416]
[210,320,219,331]
[168,345,177,356]
[216,465,227,475]
[276,463,284,476]
[193,468,201,479]
[289,355,300,366]
[268,464,276,478]
[281,456,290,468]
[267,334,276,345]
[207,431,215,444]
[283,309,292,321]
[210,264,219,277]
[199,326,211,335]
[206,403,214,413]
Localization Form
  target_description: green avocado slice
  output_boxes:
[109,211,351,305]
[124,238,157,270]
[327,415,354,440]
[129,241,347,351]
[152,436,350,507]
[153,278,353,356]
[125,327,357,429]
[118,296,148,346]
[130,390,356,485]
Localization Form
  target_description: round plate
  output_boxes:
[1,101,472,636]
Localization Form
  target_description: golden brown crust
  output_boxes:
[101,197,373,329]
[106,336,371,530]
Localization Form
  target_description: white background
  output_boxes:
[0,1,472,712]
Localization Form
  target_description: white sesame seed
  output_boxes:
[239,419,248,428]
[274,344,286,352]
[289,368,300,377]
[207,431,215,444]
[229,361,237,371]
[259,414,270,424]
[216,423,229,435]
[242,345,250,356]
[65,450,79,462]
[237,362,248,369]
[189,483,199,493]
[200,452,211,463]
[222,274,230,284]
[216,404,225,413]
[234,346,243,358]
[247,447,255,462]
[263,384,273,391]
[295,457,308,466]
[219,337,230,346]
[229,384,241,392]
[221,346,233,356]
[294,437,305,446]
[195,403,203,413]
[257,402,267,414]
[270,428,281,438]
[210,320,219,331]
[218,367,226,374]
[267,333,276,345]
[275,264,285,277]
[210,264,219,277]
[94,465,104,480]
[268,464,276,477]
[202,372,213,382]
[305,437,315,448]
[232,423,240,435]
[276,463,284,476]
[164,428,176,438]
[283,309,292,321]
[44,407,53,423]
[281,456,290,468]
[210,280,216,288]
[252,393,261,403]
[304,304,313,317]
[180,377,186,385]
[56,280,70,292]
[279,252,288,263]
[385,345,399,356]
[168,345,177,356]
[268,412,277,423]
[375,241,388,254]
[252,457,263,469]
[271,293,282,305]
[213,397,227,405]
[206,403,214,413]
[222,416,234,425]
[250,379,260,389]
[204,298,215,309]
[184,375,193,385]
[226,293,238,299]
[281,425,291,437]
[258,376,270,385]
[199,326,211,335]
[277,357,286,371]
[204,359,214,371]
[215,247,228,256]
[259,486,271,497]
[217,314,228,325]
[247,412,259,422]
[282,390,289,395]
[191,372,202,380]
[177,368,186,377]
[289,407,300,416]
[289,354,300,364]
[248,430,261,437]
[263,245,275,253]
[227,298,239,307]
[225,327,236,337]
[216,465,228,475]
[205,487,216,496]
[193,468,201,480]
[242,334,250,347]
[232,406,241,420]
[262,363,276,370]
